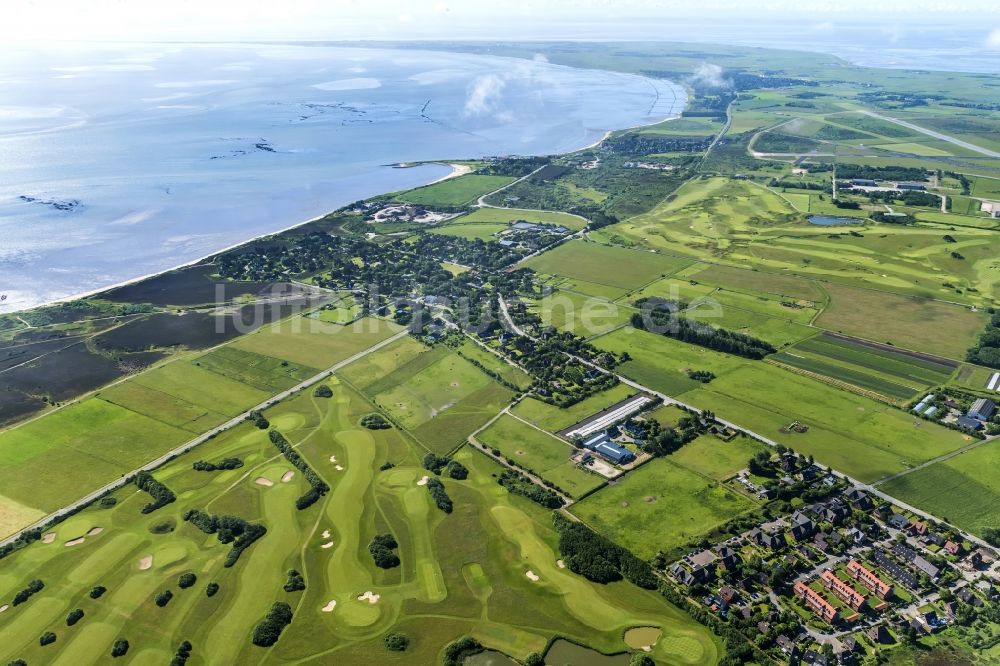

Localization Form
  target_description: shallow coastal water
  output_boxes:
[0,43,685,311]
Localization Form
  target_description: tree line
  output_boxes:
[268,429,330,509]
[553,514,657,589]
[252,602,293,647]
[192,457,243,472]
[135,471,176,514]
[182,509,266,567]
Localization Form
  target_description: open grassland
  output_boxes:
[0,382,717,666]
[527,291,633,339]
[668,435,770,481]
[475,415,604,498]
[511,385,639,433]
[230,317,403,368]
[593,327,966,482]
[337,335,430,391]
[428,223,505,241]
[367,349,514,454]
[571,458,757,559]
[523,240,692,291]
[815,284,985,360]
[879,441,1000,536]
[455,340,533,391]
[452,207,587,231]
[397,175,515,207]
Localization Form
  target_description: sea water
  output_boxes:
[0,43,685,310]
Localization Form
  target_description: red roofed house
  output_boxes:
[821,569,866,611]
[847,559,893,599]
[794,580,838,623]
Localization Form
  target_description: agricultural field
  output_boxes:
[230,316,404,368]
[571,458,758,559]
[667,435,770,482]
[475,415,604,498]
[815,284,986,360]
[454,340,533,391]
[0,383,717,665]
[773,332,957,402]
[366,349,515,453]
[396,175,515,207]
[523,240,692,291]
[451,207,588,231]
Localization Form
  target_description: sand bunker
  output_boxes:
[417,475,430,486]
[329,455,338,463]
[254,477,274,487]
[525,570,540,582]
[322,529,331,539]
[321,600,337,613]
[87,527,103,536]
[281,471,295,483]
[321,541,334,549]
[42,532,56,544]
[65,537,85,547]
[138,555,153,570]
[0,605,7,613]
[556,559,566,569]
[335,465,344,471]
[357,590,380,604]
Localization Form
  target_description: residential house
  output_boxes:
[866,625,893,644]
[845,488,873,510]
[776,635,797,656]
[846,528,867,546]
[821,500,850,525]
[719,586,738,604]
[794,581,839,623]
[791,511,817,541]
[846,559,893,599]
[749,528,785,550]
[715,545,740,569]
[893,543,940,579]
[888,513,910,530]
[757,621,771,634]
[688,549,718,569]
[872,550,919,589]
[944,540,963,556]
[925,532,946,547]
[957,587,983,607]
[910,521,928,537]
[821,570,866,611]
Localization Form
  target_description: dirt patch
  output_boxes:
[621,501,629,507]
[65,537,85,547]
[515,450,526,456]
[138,555,153,570]
[42,532,56,544]
[281,471,295,483]
[254,477,274,487]
[321,600,337,612]
[644,495,657,503]
[357,590,380,604]
[87,527,104,536]
[525,570,540,582]
[450,381,460,387]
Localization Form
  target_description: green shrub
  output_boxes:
[155,590,173,607]
[111,639,129,658]
[251,602,293,647]
[66,608,85,626]
[206,582,220,597]
[178,573,197,589]
[39,632,56,647]
[384,632,409,651]
[90,585,107,599]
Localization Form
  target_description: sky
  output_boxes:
[3,0,999,46]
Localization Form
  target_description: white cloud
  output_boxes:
[688,63,730,89]
[986,28,1000,50]
[463,73,505,116]
[533,53,549,63]
[312,77,381,91]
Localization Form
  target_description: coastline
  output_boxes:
[8,106,683,316]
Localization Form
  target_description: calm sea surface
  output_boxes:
[0,44,685,310]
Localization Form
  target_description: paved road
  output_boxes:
[0,328,409,548]
[857,109,1000,158]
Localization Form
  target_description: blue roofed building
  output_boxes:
[594,441,636,464]
[968,398,996,422]
[581,432,611,450]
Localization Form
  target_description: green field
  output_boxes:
[475,415,604,498]
[571,458,757,559]
[668,435,769,481]
[879,440,1000,536]
[452,207,588,231]
[523,240,692,291]
[367,349,515,453]
[0,382,718,665]
[511,384,639,433]
[230,317,403,368]
[397,175,515,206]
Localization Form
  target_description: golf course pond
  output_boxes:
[807,214,862,226]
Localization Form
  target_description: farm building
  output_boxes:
[957,416,983,431]
[850,178,878,186]
[581,432,611,450]
[593,441,636,465]
[896,182,926,191]
[968,398,996,421]
[986,372,1000,391]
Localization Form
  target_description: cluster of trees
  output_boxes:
[638,412,709,457]
[283,569,306,592]
[872,211,915,224]
[90,585,106,599]
[442,637,484,666]
[967,310,1000,369]
[178,572,197,589]
[155,590,174,607]
[251,602,293,647]
[604,134,712,155]
[360,413,391,430]
[631,300,775,359]
[553,514,657,588]
[135,471,176,514]
[313,384,333,398]
[12,579,44,606]
[831,198,861,210]
[384,632,410,651]
[478,156,549,177]
[836,164,929,182]
[183,509,267,567]
[369,534,400,569]
[497,470,564,508]
[66,608,84,626]
[426,478,453,513]
[421,453,468,479]
[170,640,193,666]
[686,369,715,383]
[247,410,269,429]
[192,457,243,472]
[111,639,130,658]
[268,429,330,509]
[206,582,220,597]
[39,632,57,646]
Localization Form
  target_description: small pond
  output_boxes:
[465,650,520,666]
[543,639,630,666]
[808,215,861,226]
[623,626,662,650]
